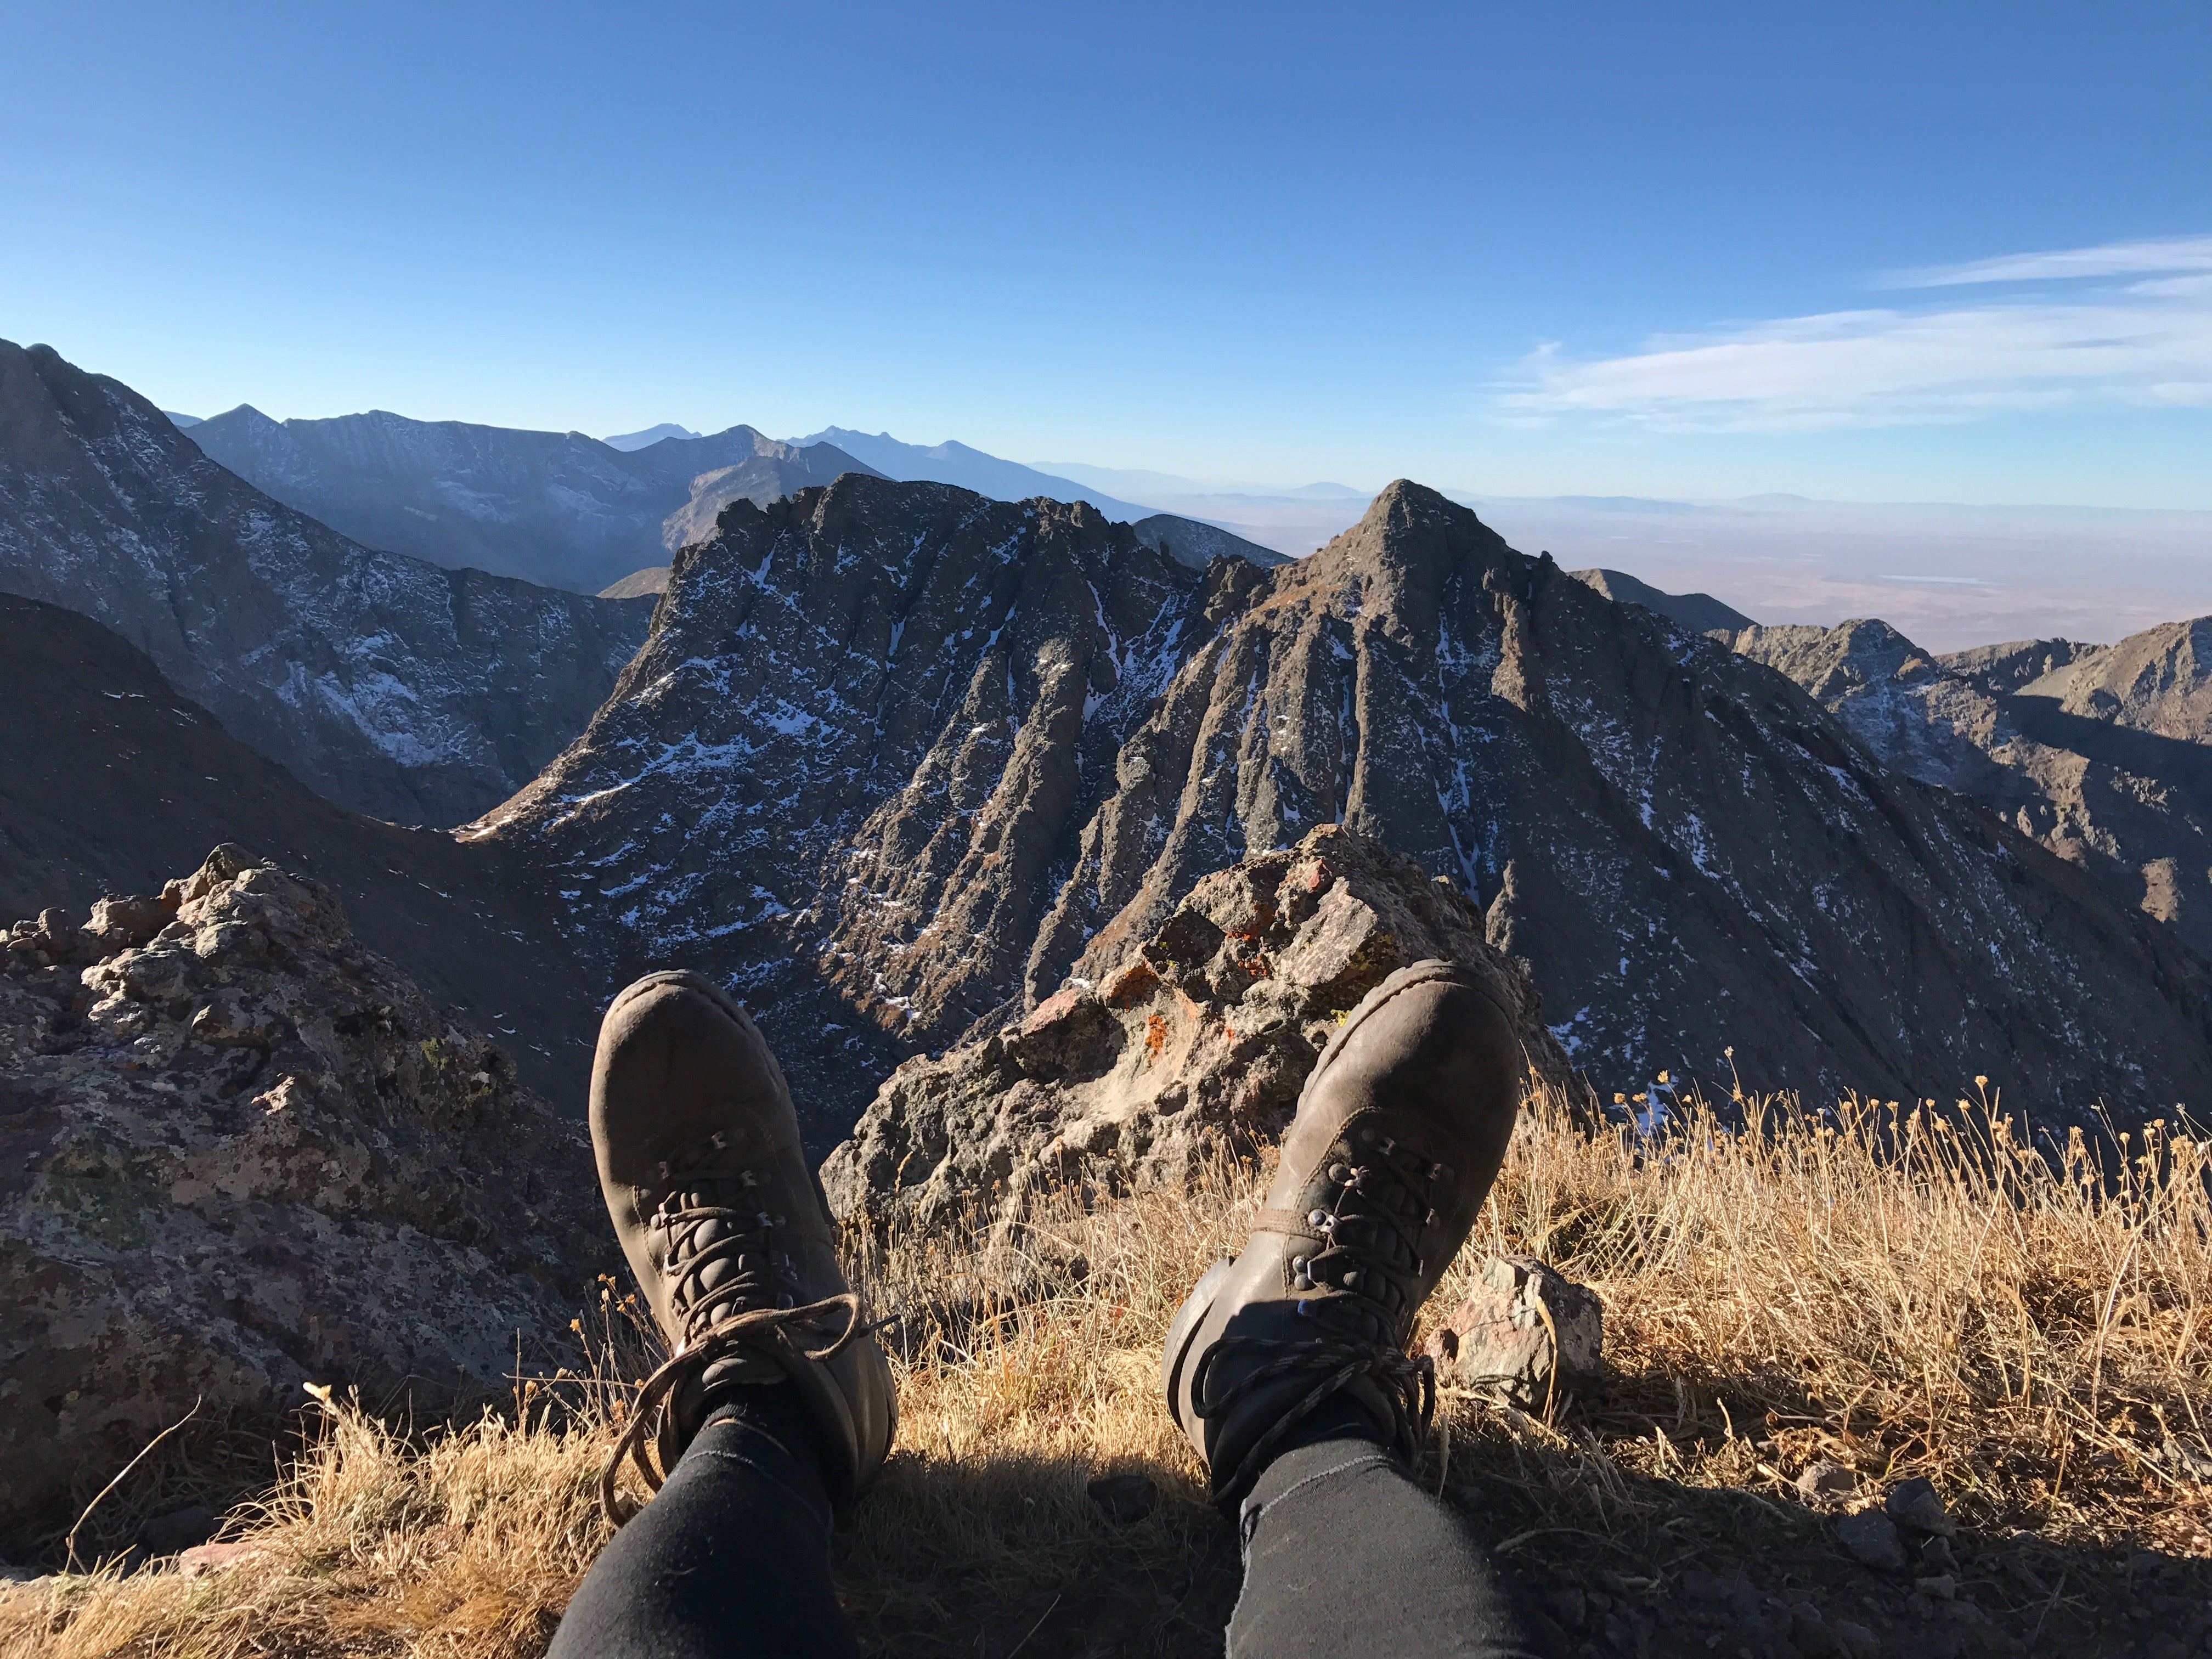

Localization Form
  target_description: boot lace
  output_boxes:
[600,1132,869,1524]
[1192,1131,1445,1504]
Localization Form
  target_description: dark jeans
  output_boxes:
[550,1390,1536,1659]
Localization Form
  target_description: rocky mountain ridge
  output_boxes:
[475,474,1234,1141]
[1730,617,2212,961]
[0,341,654,826]
[477,475,2212,1142]
[188,405,882,595]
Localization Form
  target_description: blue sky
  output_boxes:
[4,1,2207,505]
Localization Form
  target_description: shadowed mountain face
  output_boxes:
[1128,514,1291,570]
[1734,617,2212,958]
[481,476,2212,1143]
[188,407,882,594]
[0,341,656,827]
[0,593,613,1107]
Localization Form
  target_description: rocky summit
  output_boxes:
[482,475,2212,1139]
[0,847,608,1553]
[0,341,654,825]
[821,825,1570,1227]
[476,472,1244,1141]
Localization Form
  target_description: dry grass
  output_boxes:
[5,1082,2209,1656]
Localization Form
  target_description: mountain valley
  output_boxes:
[0,342,654,825]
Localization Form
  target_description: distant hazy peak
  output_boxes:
[788,427,1160,523]
[162,410,201,428]
[1127,513,1291,569]
[603,422,704,452]
[1570,567,1755,635]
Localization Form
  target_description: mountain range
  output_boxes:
[469,472,2212,1143]
[185,407,881,593]
[12,342,2212,1150]
[0,341,653,825]
[791,427,1160,521]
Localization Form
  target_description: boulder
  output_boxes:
[1423,1255,1603,1411]
[820,824,1572,1227]
[0,847,610,1556]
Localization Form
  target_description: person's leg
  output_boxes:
[550,1387,859,1659]
[1159,960,1539,1657]
[1224,1406,1537,1659]
[552,970,898,1659]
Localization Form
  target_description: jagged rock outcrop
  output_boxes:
[188,405,882,595]
[0,340,654,825]
[0,848,607,1553]
[1732,618,2212,960]
[821,826,1569,1226]
[0,592,614,1108]
[1944,620,2212,743]
[476,474,1238,1142]
[487,477,2212,1138]
[1028,485,2212,1122]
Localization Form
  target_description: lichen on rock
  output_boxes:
[820,824,1573,1228]
[0,846,608,1554]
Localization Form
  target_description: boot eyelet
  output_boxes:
[1307,1209,1328,1227]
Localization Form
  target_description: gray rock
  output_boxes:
[1884,1476,1957,1537]
[0,847,610,1557]
[1790,1604,1846,1659]
[1426,1255,1602,1412]
[1832,1618,1880,1658]
[1837,1509,1908,1570]
[2163,1436,2212,1480]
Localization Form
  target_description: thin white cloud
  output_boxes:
[1499,236,2212,433]
[1883,234,2212,289]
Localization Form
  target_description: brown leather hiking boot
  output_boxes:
[591,970,894,1522]
[1161,960,1525,1505]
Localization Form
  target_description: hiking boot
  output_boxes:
[591,969,894,1522]
[1161,960,1525,1505]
